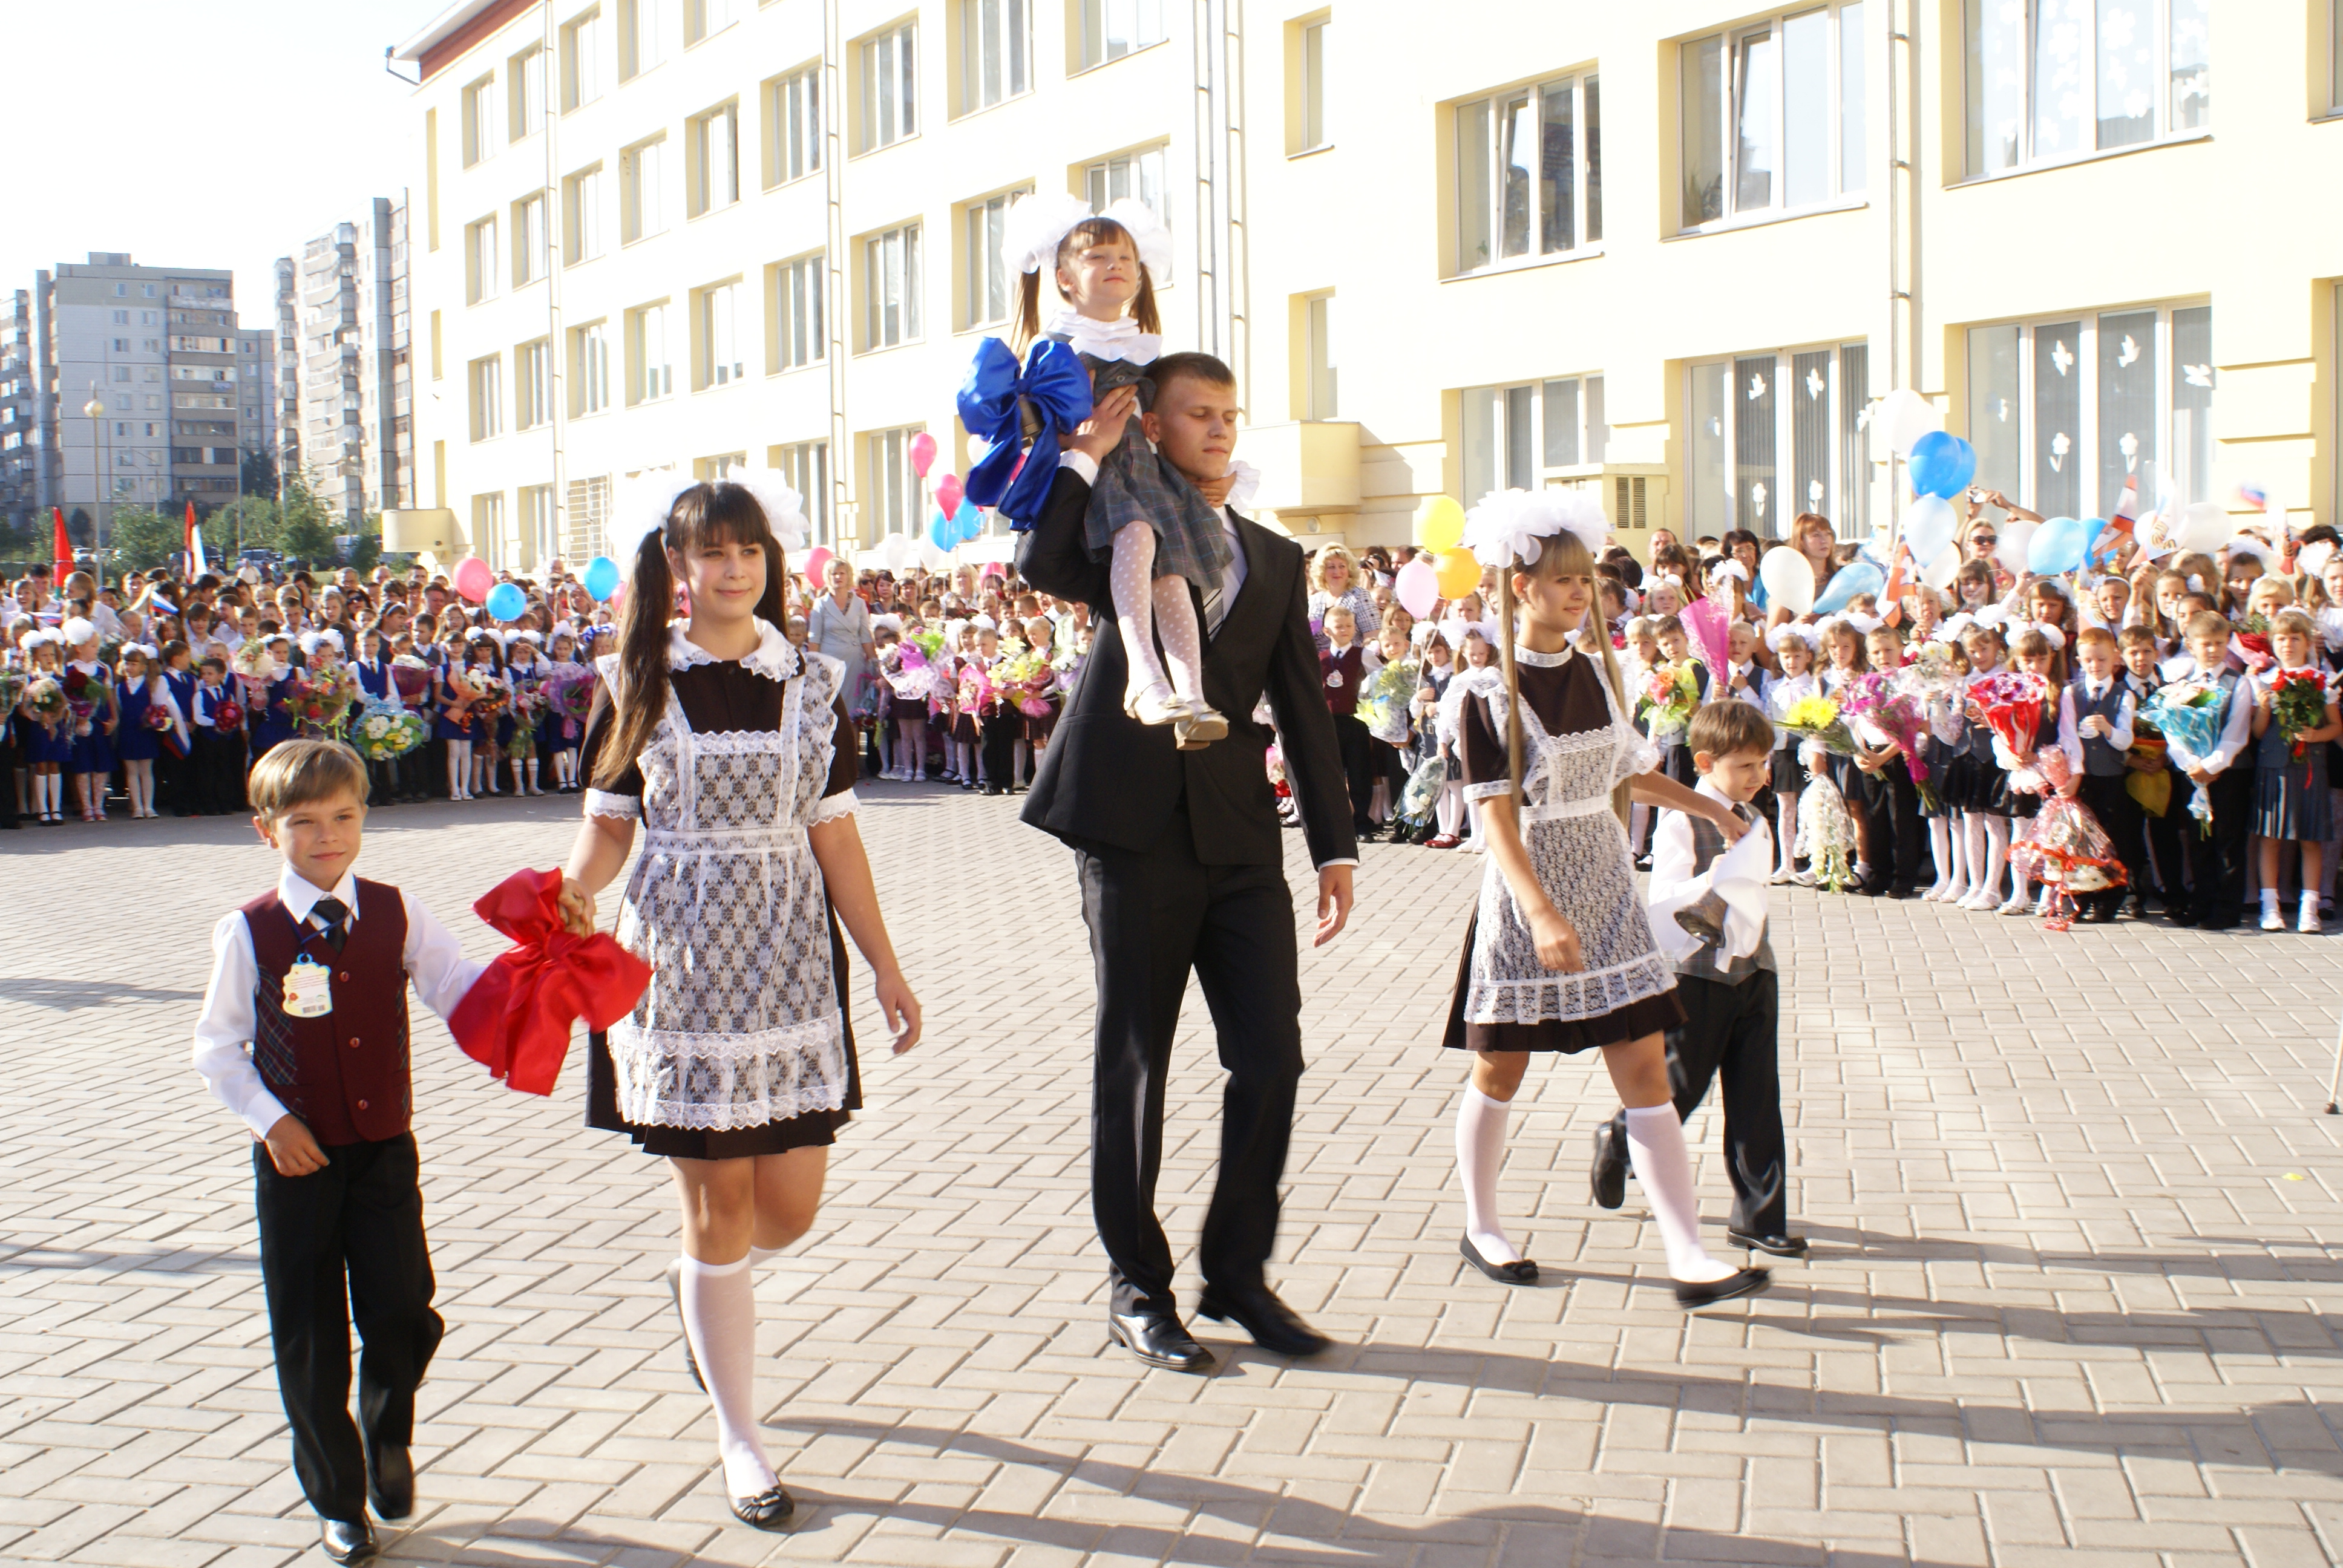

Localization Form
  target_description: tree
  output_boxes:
[103,506,182,573]
[346,511,385,573]
[277,472,340,566]
[241,447,279,498]
[67,507,93,544]
[210,495,278,558]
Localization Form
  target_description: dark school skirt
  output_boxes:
[1440,909,1687,1055]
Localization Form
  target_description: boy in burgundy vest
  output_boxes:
[191,740,483,1566]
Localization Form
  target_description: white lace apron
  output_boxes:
[603,639,851,1129]
[1458,648,1677,1025]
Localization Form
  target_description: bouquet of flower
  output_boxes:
[905,629,946,663]
[1967,670,2051,762]
[1637,661,1700,746]
[886,647,949,707]
[390,652,434,702]
[289,665,361,737]
[61,666,97,739]
[1358,658,1420,745]
[2269,667,2330,760]
[2140,681,2227,835]
[1775,693,1858,757]
[231,639,277,683]
[1795,773,1858,891]
[2011,795,2128,930]
[1895,643,1967,704]
[23,675,64,730]
[1842,671,1940,812]
[2232,612,2273,673]
[1265,741,1290,800]
[354,699,428,761]
[2123,730,2171,817]
[143,701,175,734]
[459,666,510,725]
[988,646,1057,718]
[542,665,598,739]
[210,697,243,731]
[0,670,22,717]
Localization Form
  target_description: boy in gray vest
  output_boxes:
[1591,701,1803,1257]
[2066,626,2143,923]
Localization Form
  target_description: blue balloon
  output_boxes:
[485,581,528,622]
[582,555,621,602]
[2082,516,2111,554]
[2027,515,2089,575]
[929,510,954,550]
[1812,559,1884,617]
[1907,431,1978,500]
[954,499,984,544]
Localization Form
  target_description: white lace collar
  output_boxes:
[1049,310,1161,366]
[667,618,799,681]
[1513,642,1575,668]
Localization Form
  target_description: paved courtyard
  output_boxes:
[4,784,2343,1567]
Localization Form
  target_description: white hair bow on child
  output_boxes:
[1000,191,1173,281]
[1461,487,1605,569]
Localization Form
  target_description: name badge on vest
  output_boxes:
[283,956,334,1019]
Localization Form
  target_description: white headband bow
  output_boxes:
[1000,191,1174,281]
[1766,623,1817,653]
[1460,487,1605,572]
[1709,560,1750,584]
[609,466,810,573]
[60,616,96,647]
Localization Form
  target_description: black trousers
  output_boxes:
[1331,713,1374,832]
[2076,773,2146,913]
[2140,765,2191,910]
[2197,766,2257,924]
[980,711,1020,788]
[1075,815,1303,1316]
[192,731,246,815]
[1609,970,1787,1235]
[1859,762,1925,892]
[154,742,189,815]
[253,1133,442,1524]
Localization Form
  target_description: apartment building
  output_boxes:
[1,293,34,534]
[280,197,415,524]
[397,1,2343,568]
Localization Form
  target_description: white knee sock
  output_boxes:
[1453,1086,1520,1265]
[1926,818,1953,895]
[1980,815,2011,901]
[1622,1105,1731,1284]
[748,1245,781,1267]
[678,1253,775,1497]
[1436,782,1463,837]
[1110,526,1171,697]
[1151,574,1206,704]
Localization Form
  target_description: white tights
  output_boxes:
[124,758,154,816]
[1111,524,1205,705]
[446,740,472,799]
[1965,811,2011,904]
[1435,781,1464,838]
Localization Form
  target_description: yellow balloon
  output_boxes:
[1419,495,1467,552]
[1434,546,1481,599]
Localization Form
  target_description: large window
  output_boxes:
[860,22,919,151]
[1456,71,1601,275]
[467,215,500,304]
[962,0,1029,113]
[564,166,603,264]
[562,8,603,109]
[1683,344,1869,539]
[699,282,742,387]
[516,338,551,429]
[766,65,822,186]
[1305,293,1337,420]
[779,439,831,544]
[1681,4,1865,230]
[572,320,610,414]
[863,222,922,349]
[1083,148,1168,277]
[775,253,825,369]
[462,74,498,165]
[631,302,672,403]
[1965,303,2212,520]
[1298,16,1329,151]
[686,0,737,44]
[1460,374,1608,503]
[867,426,925,536]
[513,194,548,287]
[509,45,545,140]
[622,136,667,242]
[691,102,739,215]
[1965,0,2209,177]
[619,0,670,79]
[964,188,1030,328]
[1081,0,1164,68]
[521,485,557,569]
[470,354,503,440]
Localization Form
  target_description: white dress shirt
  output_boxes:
[1649,779,1770,910]
[2061,678,2135,756]
[2158,663,2255,777]
[191,867,485,1138]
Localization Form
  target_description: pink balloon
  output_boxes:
[801,546,833,586]
[609,581,627,610]
[1395,558,1440,621]
[908,432,938,478]
[935,472,965,515]
[452,557,492,604]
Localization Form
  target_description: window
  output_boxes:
[961,0,1029,112]
[1460,377,1607,501]
[778,440,831,544]
[470,354,504,440]
[463,74,499,165]
[569,320,609,416]
[510,45,545,140]
[860,22,918,150]
[513,338,550,430]
[430,310,442,379]
[1968,1,2207,177]
[1965,303,2211,520]
[1298,16,1329,151]
[623,136,667,242]
[562,8,603,108]
[1457,72,1601,273]
[867,426,925,535]
[774,253,825,369]
[765,65,823,186]
[691,102,739,215]
[520,485,557,566]
[619,0,670,77]
[1304,294,1337,419]
[474,492,507,566]
[565,166,604,263]
[1682,4,1864,229]
[964,188,1029,328]
[514,194,549,286]
[631,302,672,402]
[686,0,736,44]
[1080,0,1164,68]
[699,283,742,387]
[467,215,500,303]
[863,222,923,349]
[1683,344,1867,539]
[1083,146,1169,276]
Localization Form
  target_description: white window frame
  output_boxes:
[517,338,551,429]
[467,215,500,303]
[470,354,505,440]
[699,281,743,388]
[1080,0,1164,69]
[779,439,831,544]
[1083,147,1170,280]
[1304,293,1337,420]
[1299,16,1329,152]
[692,102,739,216]
[866,425,925,535]
[462,74,499,166]
[1964,0,2211,180]
[1679,3,1867,233]
[573,319,611,414]
[775,252,826,370]
[618,0,670,79]
[1454,70,1602,276]
[1682,344,1869,540]
[622,136,667,243]
[863,221,923,350]
[509,44,545,142]
[562,7,604,110]
[765,64,824,186]
[963,186,1031,329]
[513,193,549,287]
[631,302,672,403]
[521,484,557,568]
[859,21,919,151]
[686,0,737,45]
[565,165,604,264]
[960,0,1029,114]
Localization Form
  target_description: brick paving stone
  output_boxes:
[5,786,2343,1565]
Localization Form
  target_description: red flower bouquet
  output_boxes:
[1967,670,2051,759]
[2011,796,2128,930]
[2270,667,2330,760]
[211,697,243,731]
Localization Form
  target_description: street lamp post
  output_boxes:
[81,390,105,570]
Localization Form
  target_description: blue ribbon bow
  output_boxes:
[958,338,1093,530]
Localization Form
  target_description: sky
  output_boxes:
[4,0,451,319]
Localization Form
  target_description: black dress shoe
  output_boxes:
[1460,1235,1538,1285]
[1726,1228,1809,1257]
[1590,1120,1628,1210]
[1673,1267,1773,1309]
[729,1481,796,1530]
[1106,1308,1216,1373]
[1195,1282,1331,1357]
[365,1443,413,1520]
[2166,904,2198,927]
[321,1517,378,1564]
[666,1258,705,1391]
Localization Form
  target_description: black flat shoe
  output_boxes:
[365,1442,413,1520]
[729,1481,796,1530]
[321,1517,378,1564]
[1726,1229,1808,1258]
[1460,1235,1538,1285]
[1590,1120,1628,1210]
[1107,1308,1216,1373]
[1673,1267,1772,1309]
[665,1258,704,1391]
[1195,1282,1331,1357]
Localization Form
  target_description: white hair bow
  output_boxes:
[1766,623,1817,653]
[60,616,96,647]
[1461,487,1604,570]
[611,469,697,570]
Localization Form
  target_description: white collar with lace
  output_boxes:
[668,618,799,681]
[1513,642,1576,668]
[1050,310,1161,366]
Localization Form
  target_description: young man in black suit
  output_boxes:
[1018,352,1358,1374]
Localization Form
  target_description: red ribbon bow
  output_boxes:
[448,869,652,1096]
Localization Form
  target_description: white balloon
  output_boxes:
[1902,494,1958,569]
[2175,500,2232,556]
[1994,517,2036,577]
[1758,546,1816,615]
[1919,541,1962,592]
[2299,540,2338,580]
[1876,389,1944,457]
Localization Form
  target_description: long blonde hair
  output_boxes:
[1495,529,1631,826]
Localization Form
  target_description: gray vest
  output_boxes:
[1672,803,1776,985]
[2072,677,2128,776]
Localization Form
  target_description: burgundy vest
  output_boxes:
[241,878,411,1146]
[1322,644,1364,717]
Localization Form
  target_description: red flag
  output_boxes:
[184,500,206,576]
[52,506,71,578]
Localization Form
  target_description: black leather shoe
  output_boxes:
[1460,1235,1538,1285]
[1195,1282,1331,1357]
[666,1258,705,1391]
[321,1518,378,1564]
[1590,1120,1628,1210]
[2166,904,2198,927]
[729,1481,796,1530]
[365,1443,413,1521]
[1106,1308,1216,1373]
[1726,1228,1809,1258]
[1673,1267,1772,1309]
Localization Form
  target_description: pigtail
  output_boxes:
[1130,267,1162,336]
[1011,271,1044,352]
[1498,562,1524,809]
[595,527,676,788]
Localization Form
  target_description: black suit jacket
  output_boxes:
[1016,468,1358,869]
